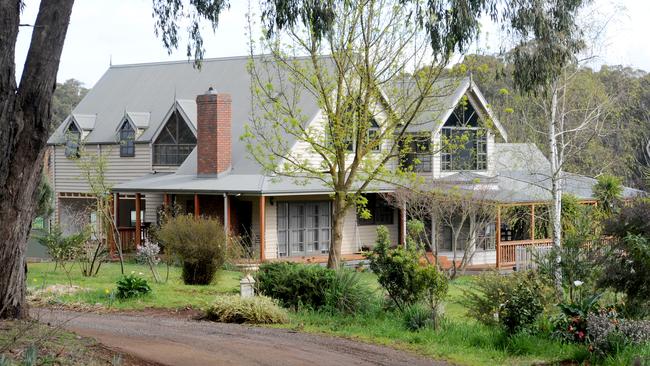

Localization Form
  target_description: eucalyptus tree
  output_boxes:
[0,0,75,319]
[504,0,600,292]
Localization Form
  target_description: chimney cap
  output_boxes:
[207,86,217,94]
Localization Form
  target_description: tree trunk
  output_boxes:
[548,81,563,294]
[0,0,75,319]
[327,192,346,269]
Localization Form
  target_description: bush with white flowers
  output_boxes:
[137,239,162,283]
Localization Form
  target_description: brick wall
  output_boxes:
[196,91,231,176]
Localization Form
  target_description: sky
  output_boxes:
[14,0,650,89]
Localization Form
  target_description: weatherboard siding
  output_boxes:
[53,144,152,193]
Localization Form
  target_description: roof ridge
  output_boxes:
[108,54,319,69]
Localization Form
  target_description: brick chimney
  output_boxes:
[196,88,232,176]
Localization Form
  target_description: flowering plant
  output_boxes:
[136,239,162,283]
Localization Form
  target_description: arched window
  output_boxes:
[119,121,135,157]
[152,111,196,165]
[64,122,81,159]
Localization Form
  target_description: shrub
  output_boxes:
[598,234,650,317]
[500,280,544,333]
[115,274,151,299]
[36,225,87,285]
[403,304,434,331]
[256,262,335,310]
[324,269,375,314]
[463,270,551,328]
[255,262,372,314]
[136,239,162,283]
[553,294,603,343]
[587,311,650,357]
[204,295,289,324]
[156,214,230,285]
[366,226,448,313]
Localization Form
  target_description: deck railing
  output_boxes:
[116,226,149,252]
[498,239,553,269]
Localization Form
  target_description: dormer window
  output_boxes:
[119,121,136,157]
[64,122,81,159]
[153,111,196,166]
[441,98,488,171]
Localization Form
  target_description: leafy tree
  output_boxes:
[152,0,498,268]
[505,0,601,294]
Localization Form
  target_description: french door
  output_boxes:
[277,201,331,257]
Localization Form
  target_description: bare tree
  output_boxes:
[75,145,125,275]
[388,185,497,279]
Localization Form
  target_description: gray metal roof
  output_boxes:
[48,55,322,174]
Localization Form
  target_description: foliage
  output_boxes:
[255,262,335,310]
[76,145,124,275]
[553,294,603,344]
[603,198,650,238]
[586,310,650,358]
[597,234,650,317]
[402,304,434,331]
[500,280,544,334]
[156,215,230,285]
[366,226,448,313]
[462,270,552,327]
[255,262,371,314]
[51,79,89,130]
[136,239,162,283]
[35,175,54,219]
[115,274,152,300]
[592,174,623,216]
[203,295,289,324]
[36,225,87,286]
[323,269,375,315]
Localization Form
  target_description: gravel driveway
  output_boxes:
[36,309,448,366]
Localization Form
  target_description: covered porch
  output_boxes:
[110,192,269,260]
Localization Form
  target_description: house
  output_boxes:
[47,56,643,268]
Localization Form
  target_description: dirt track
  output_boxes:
[36,309,449,366]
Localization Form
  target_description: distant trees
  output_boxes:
[454,55,650,192]
[51,79,89,131]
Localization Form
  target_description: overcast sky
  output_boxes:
[14,0,650,88]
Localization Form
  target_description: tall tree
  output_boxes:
[153,0,497,268]
[505,0,595,293]
[0,0,75,319]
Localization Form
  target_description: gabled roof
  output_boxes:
[405,77,508,140]
[125,111,151,129]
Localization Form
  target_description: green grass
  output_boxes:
[27,261,241,310]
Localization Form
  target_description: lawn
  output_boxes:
[27,261,241,310]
